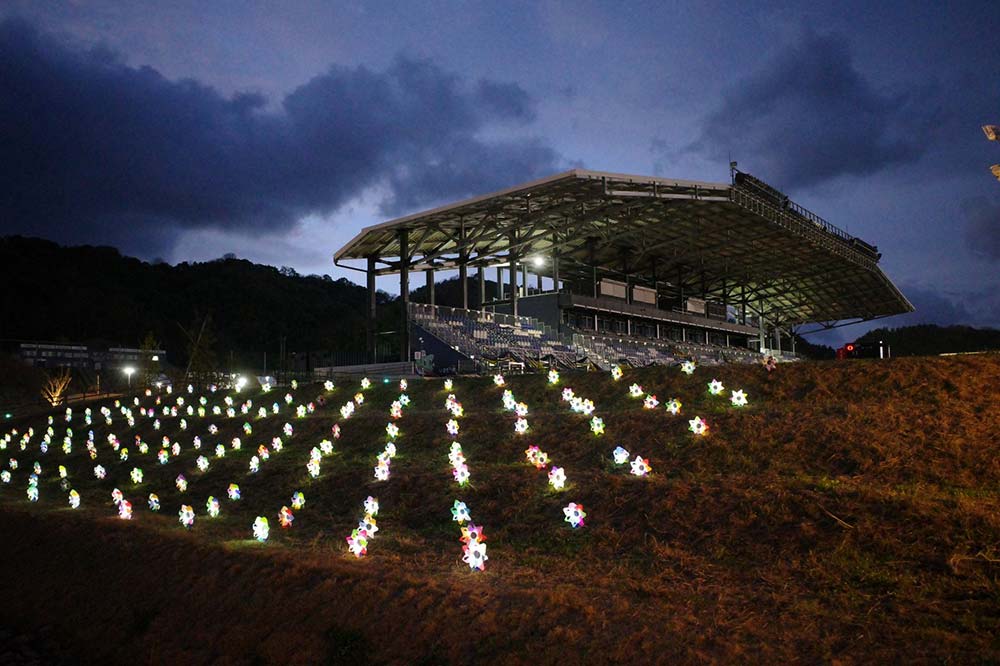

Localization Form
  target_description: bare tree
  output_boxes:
[41,367,73,406]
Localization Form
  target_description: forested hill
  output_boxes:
[856,324,1000,356]
[0,236,401,368]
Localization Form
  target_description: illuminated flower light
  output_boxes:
[249,456,260,473]
[562,387,575,402]
[524,445,549,470]
[665,398,682,416]
[110,487,124,505]
[172,442,181,457]
[0,471,9,484]
[628,383,644,398]
[563,502,586,528]
[630,456,652,477]
[258,445,270,461]
[62,439,72,455]
[444,379,453,391]
[192,436,202,450]
[502,390,516,411]
[730,389,749,407]
[119,500,133,520]
[296,405,307,418]
[33,462,41,475]
[119,448,129,461]
[548,466,567,490]
[231,437,241,451]
[253,517,269,542]
[398,393,411,407]
[307,459,321,478]
[228,484,240,501]
[354,393,364,405]
[515,402,529,418]
[590,417,605,436]
[453,464,470,486]
[513,417,530,435]
[365,496,379,516]
[448,443,465,466]
[373,461,390,481]
[153,419,161,430]
[493,373,505,387]
[383,442,397,458]
[291,379,298,390]
[212,406,222,416]
[209,424,219,435]
[179,505,195,529]
[215,445,226,459]
[226,407,237,418]
[390,402,403,419]
[147,493,160,511]
[279,506,294,528]
[195,456,209,473]
[340,402,355,420]
[284,393,294,405]
[283,423,293,437]
[346,529,368,557]
[68,489,80,509]
[386,423,400,439]
[176,474,188,492]
[180,418,188,431]
[462,539,488,571]
[158,449,169,465]
[310,447,322,463]
[244,421,253,435]
[272,436,284,452]
[26,484,39,502]
[58,465,68,479]
[460,522,485,544]
[447,401,463,418]
[324,380,335,391]
[643,394,659,409]
[446,500,470,525]
[680,360,696,375]
[358,514,378,537]
[399,379,408,391]
[361,377,372,390]
[446,419,460,436]
[130,467,143,484]
[257,407,267,419]
[708,379,725,396]
[94,465,106,479]
[611,365,624,381]
[688,416,709,436]
[548,369,560,384]
[612,446,630,465]
[291,491,305,510]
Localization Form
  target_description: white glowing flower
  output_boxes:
[399,378,408,391]
[176,474,188,492]
[354,393,364,405]
[296,405,307,418]
[628,383,644,398]
[390,402,403,419]
[590,417,605,435]
[386,423,400,439]
[283,423,294,437]
[307,459,320,478]
[446,419,460,436]
[453,464,470,486]
[493,374,505,386]
[361,377,371,390]
[178,505,195,528]
[514,418,529,434]
[253,516,269,542]
[130,467,143,484]
[563,502,586,528]
[525,445,549,469]
[196,456,209,472]
[444,379,453,391]
[611,366,623,381]
[373,461,390,481]
[206,496,220,517]
[119,448,129,461]
[0,471,10,484]
[451,499,470,523]
[215,444,226,458]
[665,398,682,415]
[562,387,575,401]
[462,539,488,571]
[320,439,334,455]
[548,369,560,384]
[680,360,696,375]
[228,484,240,501]
[364,496,379,516]
[26,484,38,502]
[324,380,335,391]
[119,500,133,520]
[284,393,294,405]
[688,416,708,436]
[613,446,629,465]
[111,488,123,504]
[340,402,355,419]
[708,379,725,395]
[730,389,748,407]
[249,456,260,473]
[358,514,378,537]
[630,456,651,477]
[231,437,241,451]
[94,465,106,479]
[643,394,659,409]
[548,466,567,490]
[157,450,169,464]
[68,489,80,508]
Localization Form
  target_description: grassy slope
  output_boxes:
[1,356,998,663]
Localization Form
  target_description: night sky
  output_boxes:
[2,2,998,343]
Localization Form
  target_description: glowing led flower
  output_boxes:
[453,464,470,486]
[319,439,334,455]
[390,402,403,419]
[279,506,294,528]
[157,449,169,465]
[94,464,106,479]
[208,424,219,435]
[451,500,470,523]
[196,456,209,472]
[119,448,129,461]
[491,373,505,387]
[215,444,226,458]
[364,496,379,516]
[446,419,460,436]
[612,446,630,465]
[130,467,143,484]
[460,522,485,544]
[32,462,40,475]
[548,369,560,384]
[257,407,267,419]
[514,402,528,418]
[730,389,748,407]
[562,388,575,402]
[68,489,80,508]
[514,418,529,434]
[354,393,364,405]
[26,484,38,502]
[386,423,400,439]
[444,379,453,391]
[346,529,368,557]
[310,447,322,462]
[680,360,696,375]
[383,441,397,458]
[630,456,651,477]
[361,377,371,390]
[244,420,254,434]
[283,423,293,437]
[253,516,269,542]
[611,365,623,381]
[628,383,644,398]
[176,474,188,492]
[548,466,567,490]
[462,539,488,571]
[148,493,160,511]
[119,500,133,519]
[307,459,320,478]
[643,394,659,409]
[665,398,682,415]
[688,416,708,436]
[340,402,355,420]
[192,436,202,450]
[399,378,408,391]
[324,380,335,391]
[179,505,195,528]
[291,491,305,510]
[296,405,307,418]
[590,416,605,435]
[228,484,240,501]
[171,442,180,457]
[563,502,586,528]
[358,514,378,537]
[284,393,293,405]
[373,461,390,481]
[0,471,9,484]
[708,379,725,395]
[206,496,220,517]
[249,456,260,473]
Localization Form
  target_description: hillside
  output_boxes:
[857,324,1000,356]
[1,355,998,663]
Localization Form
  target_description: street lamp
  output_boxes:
[124,366,135,388]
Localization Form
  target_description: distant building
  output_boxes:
[17,342,165,370]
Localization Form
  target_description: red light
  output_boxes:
[846,344,855,352]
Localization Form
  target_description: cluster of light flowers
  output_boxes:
[452,500,487,571]
[346,496,379,558]
[373,442,395,481]
[449,442,470,486]
[524,445,550,469]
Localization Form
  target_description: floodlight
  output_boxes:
[531,255,545,268]
[983,125,999,141]
[151,355,159,361]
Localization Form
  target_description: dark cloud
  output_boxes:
[684,30,935,190]
[962,196,1000,262]
[0,18,560,255]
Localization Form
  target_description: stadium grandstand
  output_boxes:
[333,165,913,372]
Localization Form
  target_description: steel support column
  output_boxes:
[366,255,377,363]
[398,229,410,362]
[426,268,435,306]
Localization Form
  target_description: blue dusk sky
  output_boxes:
[2,1,998,343]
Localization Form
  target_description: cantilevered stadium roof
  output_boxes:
[334,169,913,328]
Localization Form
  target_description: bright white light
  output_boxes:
[123,366,135,376]
[531,255,545,268]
